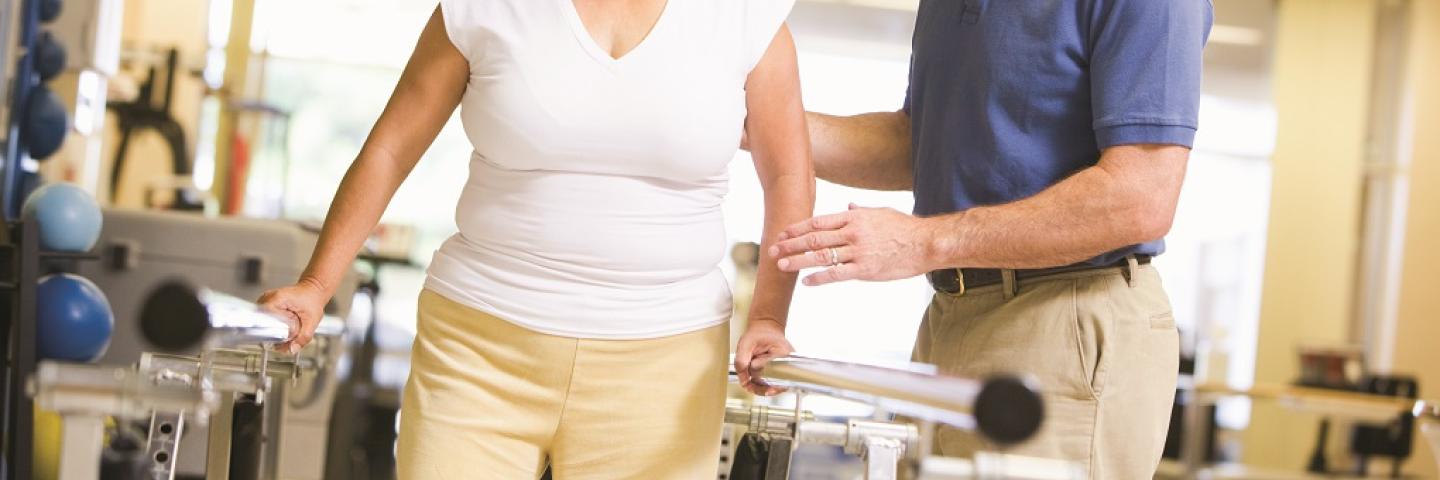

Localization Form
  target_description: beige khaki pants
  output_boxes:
[913,264,1179,479]
[396,290,729,480]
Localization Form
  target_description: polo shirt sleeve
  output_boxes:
[1089,0,1213,149]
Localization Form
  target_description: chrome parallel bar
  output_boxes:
[139,282,295,352]
[139,351,309,396]
[139,282,348,354]
[1195,383,1440,423]
[30,361,218,421]
[917,453,1085,480]
[725,399,813,437]
[197,289,295,347]
[757,356,1044,445]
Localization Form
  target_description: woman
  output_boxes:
[257,0,813,477]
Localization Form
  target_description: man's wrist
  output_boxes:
[922,212,971,270]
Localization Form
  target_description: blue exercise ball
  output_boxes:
[21,183,102,252]
[34,31,66,81]
[39,0,62,23]
[36,274,114,362]
[21,86,68,160]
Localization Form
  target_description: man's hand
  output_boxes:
[771,204,941,286]
[735,318,795,396]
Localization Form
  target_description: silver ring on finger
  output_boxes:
[826,247,841,266]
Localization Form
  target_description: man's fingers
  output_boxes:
[803,263,862,287]
[778,212,851,243]
[778,246,852,272]
[772,231,848,262]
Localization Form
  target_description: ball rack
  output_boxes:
[0,216,101,480]
[2,0,47,221]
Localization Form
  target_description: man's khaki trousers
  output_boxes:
[913,263,1179,479]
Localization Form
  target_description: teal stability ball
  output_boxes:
[21,183,102,252]
[36,273,114,362]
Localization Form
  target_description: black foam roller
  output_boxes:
[973,376,1045,445]
[139,281,211,352]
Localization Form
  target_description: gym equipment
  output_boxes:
[1183,381,1440,477]
[35,273,114,362]
[39,0,62,22]
[34,31,67,81]
[730,355,1059,479]
[20,183,102,252]
[34,408,62,480]
[139,281,295,352]
[107,48,201,209]
[71,208,355,479]
[21,85,69,160]
[30,294,346,480]
[2,216,106,480]
[758,356,1045,444]
[1346,376,1418,477]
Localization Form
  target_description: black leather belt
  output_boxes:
[926,255,1151,295]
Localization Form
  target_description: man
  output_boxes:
[750,0,1213,477]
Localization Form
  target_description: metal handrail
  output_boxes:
[750,355,1045,445]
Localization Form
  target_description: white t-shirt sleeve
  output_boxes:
[438,0,481,62]
[741,0,797,73]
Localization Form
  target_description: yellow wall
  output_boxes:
[1246,0,1377,469]
[1392,0,1440,476]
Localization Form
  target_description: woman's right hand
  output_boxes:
[256,278,329,354]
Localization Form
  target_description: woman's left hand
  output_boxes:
[735,318,794,396]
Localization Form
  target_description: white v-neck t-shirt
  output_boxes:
[424,0,795,339]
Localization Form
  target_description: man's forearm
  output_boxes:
[928,145,1189,270]
[808,111,913,191]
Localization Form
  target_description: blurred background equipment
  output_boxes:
[21,182,101,251]
[66,208,356,479]
[1,0,1439,478]
[721,356,1066,480]
[35,273,113,362]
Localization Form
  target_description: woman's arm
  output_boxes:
[261,7,469,353]
[734,24,816,394]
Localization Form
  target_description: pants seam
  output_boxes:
[548,338,582,478]
[1088,395,1101,479]
[1069,279,1099,401]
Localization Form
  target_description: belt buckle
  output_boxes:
[929,269,966,295]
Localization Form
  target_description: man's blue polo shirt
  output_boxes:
[905,0,1214,266]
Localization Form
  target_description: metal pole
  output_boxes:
[56,415,105,480]
[758,356,1044,445]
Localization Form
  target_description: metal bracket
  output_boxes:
[56,415,105,480]
[763,436,793,480]
[862,437,905,480]
[144,411,185,480]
